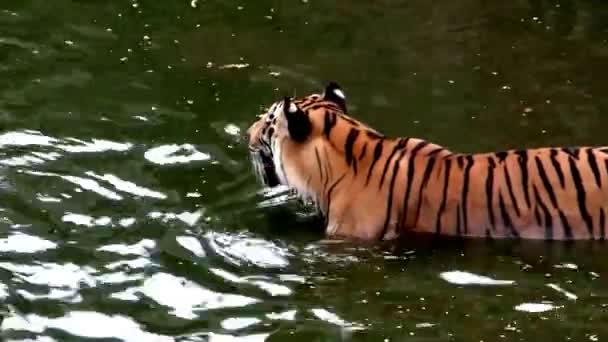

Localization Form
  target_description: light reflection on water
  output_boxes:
[3,311,173,341]
[0,232,57,253]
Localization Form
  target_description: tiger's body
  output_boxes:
[247,82,608,241]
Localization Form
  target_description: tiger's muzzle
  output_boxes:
[249,149,280,187]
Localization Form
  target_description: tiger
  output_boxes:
[247,82,608,241]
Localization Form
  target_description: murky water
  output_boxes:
[1,0,608,341]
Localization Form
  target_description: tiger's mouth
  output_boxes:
[250,150,280,187]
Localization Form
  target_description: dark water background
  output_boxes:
[1,0,608,341]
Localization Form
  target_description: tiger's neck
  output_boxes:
[313,136,453,240]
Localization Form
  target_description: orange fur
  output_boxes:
[247,84,608,240]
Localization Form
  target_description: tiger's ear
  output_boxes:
[283,97,311,142]
[322,82,347,113]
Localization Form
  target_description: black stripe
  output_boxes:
[600,148,608,155]
[428,147,445,156]
[365,140,384,186]
[558,210,573,240]
[499,193,519,238]
[587,149,602,187]
[326,173,346,199]
[324,173,347,225]
[601,208,606,241]
[562,147,580,159]
[456,155,464,169]
[411,141,429,154]
[260,139,271,152]
[366,131,384,139]
[461,155,474,234]
[549,149,566,188]
[435,159,452,235]
[535,156,558,208]
[379,138,408,189]
[515,150,531,208]
[503,163,521,217]
[314,147,324,185]
[295,98,313,107]
[358,143,368,161]
[412,157,437,228]
[485,157,496,231]
[345,129,359,167]
[568,156,594,237]
[380,150,407,239]
[495,151,508,162]
[400,141,430,227]
[307,103,341,112]
[266,127,274,140]
[533,184,553,240]
[339,114,360,126]
[323,110,337,138]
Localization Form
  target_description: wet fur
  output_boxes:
[247,83,608,241]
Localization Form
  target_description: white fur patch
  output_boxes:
[265,102,280,122]
[333,88,345,99]
[288,103,297,113]
[269,136,319,207]
[272,138,288,185]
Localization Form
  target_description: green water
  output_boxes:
[1,0,608,341]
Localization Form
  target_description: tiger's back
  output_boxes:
[411,147,608,240]
[247,82,608,241]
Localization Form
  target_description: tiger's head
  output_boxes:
[247,82,354,204]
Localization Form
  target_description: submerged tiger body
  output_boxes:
[247,82,608,241]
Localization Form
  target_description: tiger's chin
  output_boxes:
[250,151,281,188]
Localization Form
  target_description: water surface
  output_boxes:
[1,0,608,341]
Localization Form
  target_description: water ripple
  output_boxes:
[210,268,292,296]
[204,333,270,342]
[439,271,516,286]
[206,232,291,268]
[0,262,95,304]
[0,131,56,147]
[176,235,206,257]
[97,239,156,256]
[3,311,172,341]
[0,131,133,167]
[144,144,211,165]
[0,232,57,253]
[85,171,167,199]
[112,272,260,320]
[514,302,560,313]
[62,212,114,227]
[310,308,365,330]
[56,138,132,153]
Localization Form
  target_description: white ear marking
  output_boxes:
[333,88,345,99]
[289,103,298,113]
